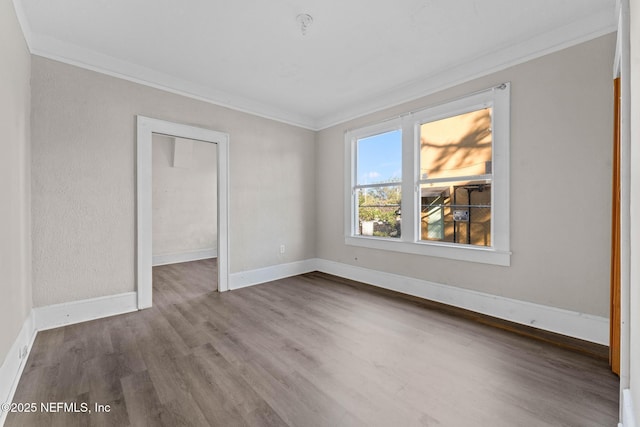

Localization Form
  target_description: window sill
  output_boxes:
[345,236,511,266]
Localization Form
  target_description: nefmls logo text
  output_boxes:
[41,402,89,413]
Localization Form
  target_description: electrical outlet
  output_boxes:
[279,245,285,254]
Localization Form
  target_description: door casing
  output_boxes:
[136,116,230,309]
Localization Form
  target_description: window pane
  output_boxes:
[420,108,492,180]
[420,181,491,247]
[357,130,402,185]
[356,185,401,238]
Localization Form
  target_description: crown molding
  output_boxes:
[28,33,318,130]
[315,7,617,130]
[16,2,615,131]
[11,0,32,48]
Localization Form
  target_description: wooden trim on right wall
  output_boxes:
[610,77,621,375]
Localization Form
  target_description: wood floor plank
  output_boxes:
[171,349,250,426]
[189,343,287,426]
[120,370,163,426]
[5,259,619,426]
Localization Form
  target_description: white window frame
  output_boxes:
[344,83,511,266]
[350,121,403,238]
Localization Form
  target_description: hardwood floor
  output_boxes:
[6,259,619,426]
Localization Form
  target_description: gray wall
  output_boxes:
[152,135,218,258]
[0,0,32,366]
[316,34,615,318]
[31,57,316,307]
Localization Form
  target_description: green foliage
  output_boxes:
[359,207,378,221]
[358,186,401,237]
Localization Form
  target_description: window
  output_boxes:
[419,107,492,247]
[354,129,402,239]
[345,83,510,266]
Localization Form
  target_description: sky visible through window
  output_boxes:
[356,129,402,185]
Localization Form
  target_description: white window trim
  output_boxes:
[345,83,511,266]
[344,118,404,240]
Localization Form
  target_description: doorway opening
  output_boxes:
[151,134,218,305]
[136,116,229,309]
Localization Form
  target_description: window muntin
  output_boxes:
[345,83,510,266]
[353,129,402,239]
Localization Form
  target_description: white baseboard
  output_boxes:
[1,292,138,426]
[315,259,609,345]
[229,259,317,290]
[620,389,637,427]
[152,248,217,266]
[229,257,608,344]
[34,292,138,331]
[0,312,36,427]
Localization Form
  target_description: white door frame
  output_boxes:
[136,116,230,309]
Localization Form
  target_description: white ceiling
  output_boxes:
[15,0,616,130]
